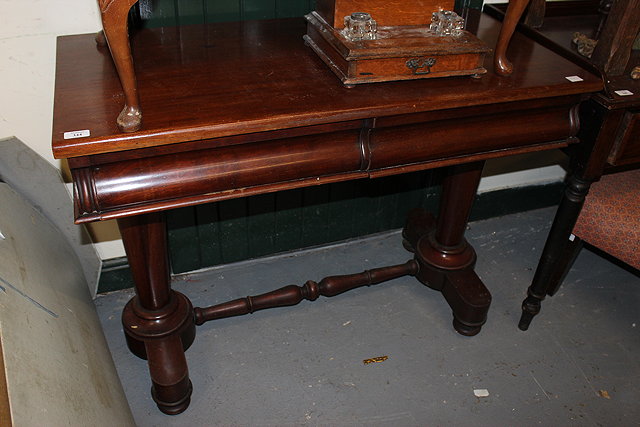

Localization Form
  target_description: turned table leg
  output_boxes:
[494,0,532,76]
[98,0,142,132]
[403,161,491,336]
[117,213,195,415]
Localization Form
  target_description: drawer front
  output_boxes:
[353,52,486,82]
[73,130,363,222]
[609,110,640,166]
[369,104,576,172]
[71,99,580,222]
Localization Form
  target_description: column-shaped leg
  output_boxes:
[518,174,591,330]
[118,213,195,415]
[404,162,492,336]
[98,0,142,132]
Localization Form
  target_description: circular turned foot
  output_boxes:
[518,295,542,331]
[417,233,476,271]
[123,291,196,359]
[123,291,196,414]
[518,311,535,331]
[152,380,193,415]
[453,318,482,336]
[494,57,514,76]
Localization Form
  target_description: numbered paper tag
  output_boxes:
[615,90,634,96]
[63,129,90,139]
[565,76,584,82]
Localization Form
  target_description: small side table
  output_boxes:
[53,12,601,414]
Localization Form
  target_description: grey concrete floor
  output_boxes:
[95,207,640,426]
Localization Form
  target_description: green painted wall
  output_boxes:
[136,0,316,27]
[134,0,483,27]
[167,172,442,273]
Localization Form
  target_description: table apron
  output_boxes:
[72,103,578,223]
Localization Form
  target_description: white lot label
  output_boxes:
[565,76,584,82]
[63,129,91,139]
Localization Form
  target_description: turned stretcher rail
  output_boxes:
[193,260,419,325]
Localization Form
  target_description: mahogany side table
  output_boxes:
[52,12,601,414]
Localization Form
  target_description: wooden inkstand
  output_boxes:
[304,0,490,85]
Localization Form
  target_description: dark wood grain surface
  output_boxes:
[52,12,601,158]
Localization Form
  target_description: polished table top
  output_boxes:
[52,12,602,225]
[52,11,602,159]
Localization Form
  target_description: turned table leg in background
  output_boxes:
[403,161,492,336]
[517,173,592,330]
[117,213,195,415]
[97,0,142,132]
[518,104,626,331]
